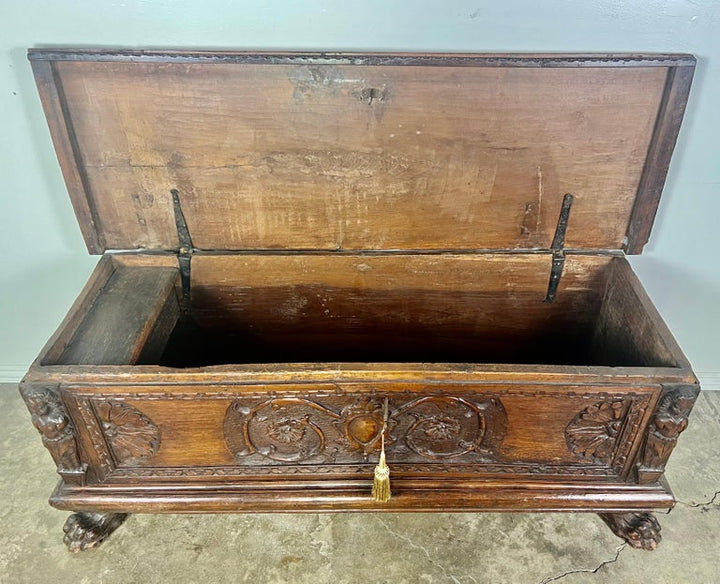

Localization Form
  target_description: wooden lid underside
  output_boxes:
[30,51,694,254]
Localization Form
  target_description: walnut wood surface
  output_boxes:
[38,255,116,365]
[592,259,687,368]
[29,50,694,254]
[625,65,695,253]
[50,266,179,365]
[22,51,700,550]
[26,252,696,386]
[49,478,675,513]
[21,252,700,525]
[62,512,128,552]
[58,382,657,479]
[30,58,104,252]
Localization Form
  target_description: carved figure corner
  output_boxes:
[636,384,699,484]
[18,383,87,485]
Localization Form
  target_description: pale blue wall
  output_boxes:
[1,0,718,384]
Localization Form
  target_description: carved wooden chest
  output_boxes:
[21,49,700,552]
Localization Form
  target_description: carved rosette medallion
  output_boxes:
[224,399,330,463]
[93,401,160,466]
[223,394,507,466]
[398,396,496,459]
[565,401,627,465]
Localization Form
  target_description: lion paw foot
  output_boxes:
[62,512,129,552]
[599,512,661,551]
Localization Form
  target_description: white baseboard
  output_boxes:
[0,365,25,384]
[697,372,720,391]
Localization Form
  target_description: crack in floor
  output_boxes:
[537,544,626,584]
[675,490,720,509]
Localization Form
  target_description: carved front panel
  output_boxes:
[566,401,626,464]
[60,384,660,483]
[72,397,161,478]
[224,394,507,465]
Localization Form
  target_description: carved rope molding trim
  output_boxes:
[28,50,695,68]
[113,462,616,479]
[68,388,649,401]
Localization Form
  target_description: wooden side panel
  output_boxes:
[50,59,668,251]
[38,255,116,366]
[625,65,695,254]
[52,266,180,365]
[30,59,103,253]
[137,281,183,364]
[591,258,690,368]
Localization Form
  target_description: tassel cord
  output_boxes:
[372,398,391,503]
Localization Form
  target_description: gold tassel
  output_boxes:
[372,399,391,503]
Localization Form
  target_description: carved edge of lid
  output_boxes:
[27,49,696,68]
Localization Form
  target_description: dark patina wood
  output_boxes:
[21,49,699,552]
[625,64,695,254]
[62,512,129,553]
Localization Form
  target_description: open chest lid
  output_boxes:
[29,49,694,255]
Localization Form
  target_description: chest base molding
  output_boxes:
[49,478,675,514]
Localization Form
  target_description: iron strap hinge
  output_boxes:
[544,193,574,303]
[171,189,194,308]
[170,187,571,305]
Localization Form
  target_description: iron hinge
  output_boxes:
[544,193,574,303]
[171,189,194,309]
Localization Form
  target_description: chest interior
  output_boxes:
[41,252,677,370]
[30,52,694,375]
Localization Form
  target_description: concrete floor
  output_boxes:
[1,384,718,584]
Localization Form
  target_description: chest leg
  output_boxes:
[598,511,662,550]
[62,512,129,552]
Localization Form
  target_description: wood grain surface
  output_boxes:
[45,57,673,252]
[21,52,699,539]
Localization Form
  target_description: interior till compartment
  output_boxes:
[44,253,680,369]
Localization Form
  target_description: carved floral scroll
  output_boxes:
[223,394,507,465]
